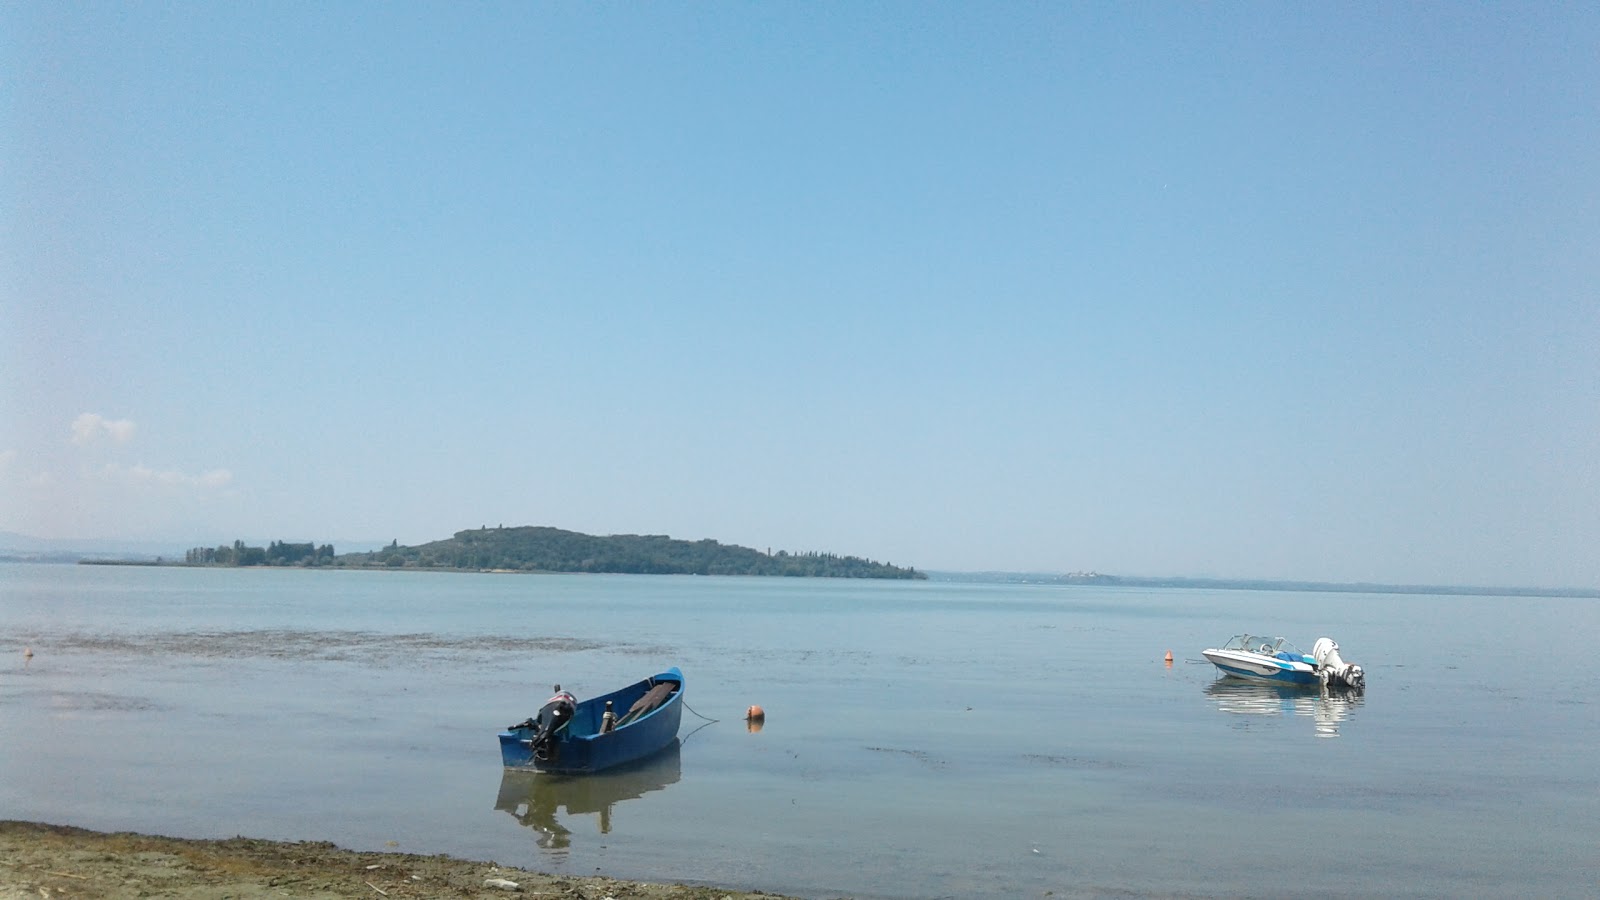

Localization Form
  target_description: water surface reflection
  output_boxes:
[1204,679,1364,738]
[493,740,682,851]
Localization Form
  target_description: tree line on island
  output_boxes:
[184,526,924,579]
[186,540,336,566]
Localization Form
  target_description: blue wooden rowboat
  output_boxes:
[499,668,683,774]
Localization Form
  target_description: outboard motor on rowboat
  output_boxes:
[1312,638,1364,690]
[507,685,577,760]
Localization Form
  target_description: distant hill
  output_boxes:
[337,526,925,579]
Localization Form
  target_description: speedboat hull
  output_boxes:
[1201,648,1320,685]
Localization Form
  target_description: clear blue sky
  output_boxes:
[4,3,1597,588]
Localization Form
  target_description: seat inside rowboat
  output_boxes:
[617,681,677,726]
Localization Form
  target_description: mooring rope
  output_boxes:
[682,699,719,723]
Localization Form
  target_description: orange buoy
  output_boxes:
[745,704,765,720]
[1164,650,1173,662]
[23,646,32,659]
[745,704,765,733]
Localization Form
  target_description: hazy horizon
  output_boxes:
[5,5,1597,589]
[3,526,1595,594]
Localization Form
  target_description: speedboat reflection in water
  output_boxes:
[494,739,682,850]
[1204,679,1364,738]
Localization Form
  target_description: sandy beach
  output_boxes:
[0,821,803,900]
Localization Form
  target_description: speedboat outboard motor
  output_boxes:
[1312,638,1364,690]
[509,685,577,760]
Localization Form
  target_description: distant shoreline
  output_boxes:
[70,558,912,580]
[33,557,1599,599]
[924,570,1600,599]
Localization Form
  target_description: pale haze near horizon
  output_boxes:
[3,5,1597,589]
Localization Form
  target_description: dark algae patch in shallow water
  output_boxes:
[19,629,675,666]
[0,821,805,900]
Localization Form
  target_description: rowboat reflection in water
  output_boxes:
[493,739,682,850]
[1204,679,1364,738]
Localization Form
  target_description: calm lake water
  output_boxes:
[3,563,1597,898]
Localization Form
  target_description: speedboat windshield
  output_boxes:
[1223,634,1299,655]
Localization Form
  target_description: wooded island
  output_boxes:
[183,526,923,579]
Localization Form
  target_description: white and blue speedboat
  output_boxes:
[1203,634,1364,690]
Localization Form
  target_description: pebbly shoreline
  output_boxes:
[0,820,806,900]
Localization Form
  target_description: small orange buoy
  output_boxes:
[23,646,32,659]
[1164,650,1173,662]
[745,704,765,721]
[745,705,765,733]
